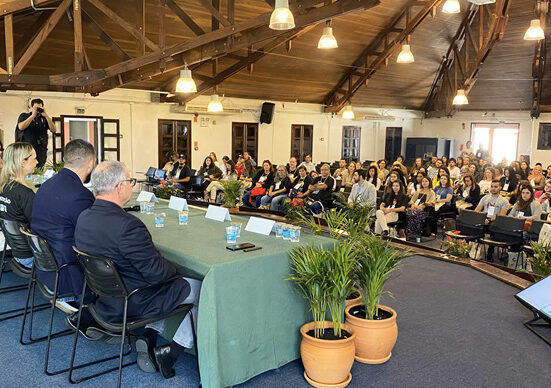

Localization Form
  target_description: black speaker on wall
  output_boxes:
[260,102,275,124]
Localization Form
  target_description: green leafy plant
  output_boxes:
[351,234,410,320]
[221,180,243,208]
[46,161,64,172]
[529,241,551,280]
[287,241,356,338]
[154,180,181,200]
[345,202,375,238]
[284,198,307,220]
[33,166,45,175]
[323,209,350,240]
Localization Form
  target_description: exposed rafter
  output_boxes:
[323,0,442,113]
[81,10,131,62]
[0,0,56,16]
[530,1,548,119]
[166,0,205,35]
[424,0,511,117]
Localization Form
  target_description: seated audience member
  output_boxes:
[407,171,424,196]
[366,165,382,191]
[204,160,238,203]
[535,179,551,204]
[288,166,311,199]
[385,168,408,193]
[209,152,220,167]
[455,174,481,210]
[299,154,316,172]
[310,170,319,180]
[409,157,424,177]
[392,161,408,178]
[519,161,530,181]
[395,155,405,165]
[198,156,222,191]
[407,175,436,235]
[441,155,448,166]
[461,140,474,158]
[529,163,545,191]
[475,180,509,224]
[426,157,441,180]
[432,167,453,189]
[260,165,291,211]
[32,139,95,311]
[340,162,356,189]
[162,152,178,172]
[333,159,348,179]
[499,166,518,195]
[448,158,461,181]
[545,165,551,178]
[305,164,335,214]
[243,151,257,167]
[508,179,526,207]
[239,159,254,190]
[509,183,542,220]
[478,167,495,195]
[219,156,230,176]
[0,142,38,268]
[433,174,454,214]
[74,161,200,379]
[456,156,464,170]
[235,154,245,177]
[355,161,363,171]
[377,159,389,181]
[169,154,192,191]
[242,160,274,207]
[348,169,376,207]
[374,180,408,235]
[287,157,299,183]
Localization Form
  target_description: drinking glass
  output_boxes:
[290,226,301,242]
[146,202,155,215]
[139,202,147,214]
[282,224,291,240]
[226,226,237,243]
[231,222,242,237]
[155,213,166,228]
[179,211,189,225]
[275,222,284,238]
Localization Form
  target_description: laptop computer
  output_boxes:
[154,169,167,181]
[145,167,156,182]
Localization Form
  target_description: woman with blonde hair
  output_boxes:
[0,142,38,268]
[209,152,220,167]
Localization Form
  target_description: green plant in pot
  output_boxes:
[287,242,357,387]
[345,233,410,364]
[220,180,243,209]
[529,241,551,279]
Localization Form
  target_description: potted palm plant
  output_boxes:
[221,180,243,212]
[288,242,357,387]
[345,234,409,364]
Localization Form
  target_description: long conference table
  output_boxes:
[129,198,334,388]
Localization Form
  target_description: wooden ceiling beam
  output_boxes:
[530,3,548,119]
[4,14,13,74]
[14,11,52,62]
[81,9,130,62]
[13,0,72,74]
[0,0,56,16]
[165,0,205,35]
[73,0,83,72]
[87,0,158,52]
[323,0,441,113]
[84,0,379,94]
[198,0,231,27]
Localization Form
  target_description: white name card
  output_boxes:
[168,196,188,211]
[205,205,231,222]
[44,169,55,179]
[137,191,158,203]
[245,216,276,236]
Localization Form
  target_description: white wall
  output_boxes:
[0,89,546,176]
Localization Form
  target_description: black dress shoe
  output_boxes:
[136,336,158,373]
[153,345,176,379]
[65,314,95,341]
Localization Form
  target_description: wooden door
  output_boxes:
[291,124,313,161]
[385,127,402,162]
[158,119,192,168]
[232,122,258,161]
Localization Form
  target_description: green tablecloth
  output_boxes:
[131,199,334,388]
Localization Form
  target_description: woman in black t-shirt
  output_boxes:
[0,142,38,268]
[375,180,408,235]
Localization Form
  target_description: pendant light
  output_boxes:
[318,20,338,49]
[524,19,545,40]
[207,94,223,112]
[175,65,197,93]
[442,0,461,14]
[269,0,295,30]
[467,0,496,4]
[453,89,469,105]
[342,105,355,120]
[397,44,414,63]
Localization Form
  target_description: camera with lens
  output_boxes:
[36,107,44,114]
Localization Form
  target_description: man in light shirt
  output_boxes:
[474,179,509,224]
[300,154,316,172]
[448,158,461,181]
[348,169,376,207]
[333,159,347,178]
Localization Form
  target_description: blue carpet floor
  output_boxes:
[1,256,550,387]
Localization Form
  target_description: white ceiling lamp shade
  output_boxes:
[442,0,461,14]
[318,26,338,49]
[269,0,295,30]
[467,0,496,5]
[175,65,197,93]
[397,44,415,63]
[453,89,469,105]
[342,105,355,120]
[524,19,545,41]
[207,94,223,112]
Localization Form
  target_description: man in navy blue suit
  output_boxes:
[75,161,200,378]
[31,139,95,314]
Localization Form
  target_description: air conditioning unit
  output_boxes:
[170,104,242,115]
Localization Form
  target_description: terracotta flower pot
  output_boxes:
[344,304,397,364]
[300,321,355,388]
[345,289,361,308]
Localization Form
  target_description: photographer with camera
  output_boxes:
[16,98,57,168]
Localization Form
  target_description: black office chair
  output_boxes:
[519,220,550,270]
[481,215,526,264]
[19,227,75,374]
[441,209,487,257]
[70,247,199,388]
[0,219,48,322]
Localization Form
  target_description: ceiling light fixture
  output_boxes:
[318,20,338,49]
[524,19,545,40]
[453,89,469,105]
[269,0,295,30]
[207,94,223,112]
[442,0,461,13]
[397,44,414,63]
[467,0,496,5]
[175,65,197,93]
[342,105,355,120]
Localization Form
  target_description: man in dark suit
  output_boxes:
[75,161,200,379]
[31,139,96,314]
